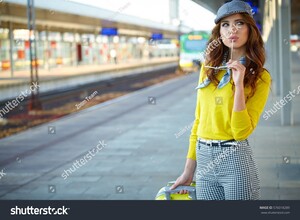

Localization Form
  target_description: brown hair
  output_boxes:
[204,13,266,97]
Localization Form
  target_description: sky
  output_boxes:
[70,0,216,31]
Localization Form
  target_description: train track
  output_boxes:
[0,65,181,139]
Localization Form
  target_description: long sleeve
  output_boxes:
[231,70,271,140]
[186,66,204,160]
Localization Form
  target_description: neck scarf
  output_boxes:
[195,53,246,90]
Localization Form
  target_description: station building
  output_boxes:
[0,0,187,73]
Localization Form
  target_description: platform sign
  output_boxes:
[151,33,163,40]
[101,28,118,36]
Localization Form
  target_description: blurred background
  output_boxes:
[0,0,299,200]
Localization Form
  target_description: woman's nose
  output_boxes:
[223,24,238,39]
[230,24,238,34]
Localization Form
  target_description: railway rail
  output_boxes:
[0,66,181,139]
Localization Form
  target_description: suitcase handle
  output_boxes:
[164,186,196,200]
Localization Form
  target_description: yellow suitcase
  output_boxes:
[155,181,196,200]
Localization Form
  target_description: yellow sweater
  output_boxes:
[187,65,272,160]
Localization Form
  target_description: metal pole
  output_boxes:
[274,0,280,96]
[27,0,41,110]
[32,0,40,93]
[9,22,14,78]
[45,28,50,70]
[27,0,34,92]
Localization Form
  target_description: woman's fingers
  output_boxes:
[177,189,188,194]
[170,181,179,190]
[180,190,188,194]
[170,179,189,194]
[170,181,185,194]
[227,61,245,73]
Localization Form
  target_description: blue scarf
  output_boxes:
[195,55,246,90]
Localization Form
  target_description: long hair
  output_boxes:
[204,13,266,97]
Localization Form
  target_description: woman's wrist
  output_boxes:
[233,83,246,111]
[234,82,244,88]
[183,158,196,176]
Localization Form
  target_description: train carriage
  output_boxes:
[179,31,210,73]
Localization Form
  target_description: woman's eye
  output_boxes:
[236,21,245,28]
[221,23,229,27]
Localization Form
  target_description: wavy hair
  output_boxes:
[204,13,266,97]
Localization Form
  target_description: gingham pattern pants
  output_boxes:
[195,139,260,200]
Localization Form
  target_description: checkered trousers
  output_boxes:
[195,139,260,200]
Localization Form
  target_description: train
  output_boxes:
[179,31,210,73]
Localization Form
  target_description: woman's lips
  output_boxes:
[229,36,239,42]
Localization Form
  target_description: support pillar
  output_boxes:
[278,0,292,125]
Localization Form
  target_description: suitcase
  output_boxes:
[155,181,196,200]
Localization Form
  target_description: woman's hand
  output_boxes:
[170,171,194,194]
[227,59,246,86]
[170,158,196,194]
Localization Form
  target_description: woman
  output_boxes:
[170,0,271,200]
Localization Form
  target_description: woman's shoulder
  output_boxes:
[259,68,272,84]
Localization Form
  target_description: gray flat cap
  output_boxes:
[214,0,253,24]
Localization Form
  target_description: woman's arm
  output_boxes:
[170,158,196,190]
[228,60,271,140]
[171,65,204,190]
[228,59,247,112]
[233,85,246,111]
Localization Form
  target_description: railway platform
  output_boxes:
[0,57,179,101]
[0,53,299,200]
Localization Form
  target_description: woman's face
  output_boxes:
[219,13,249,51]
